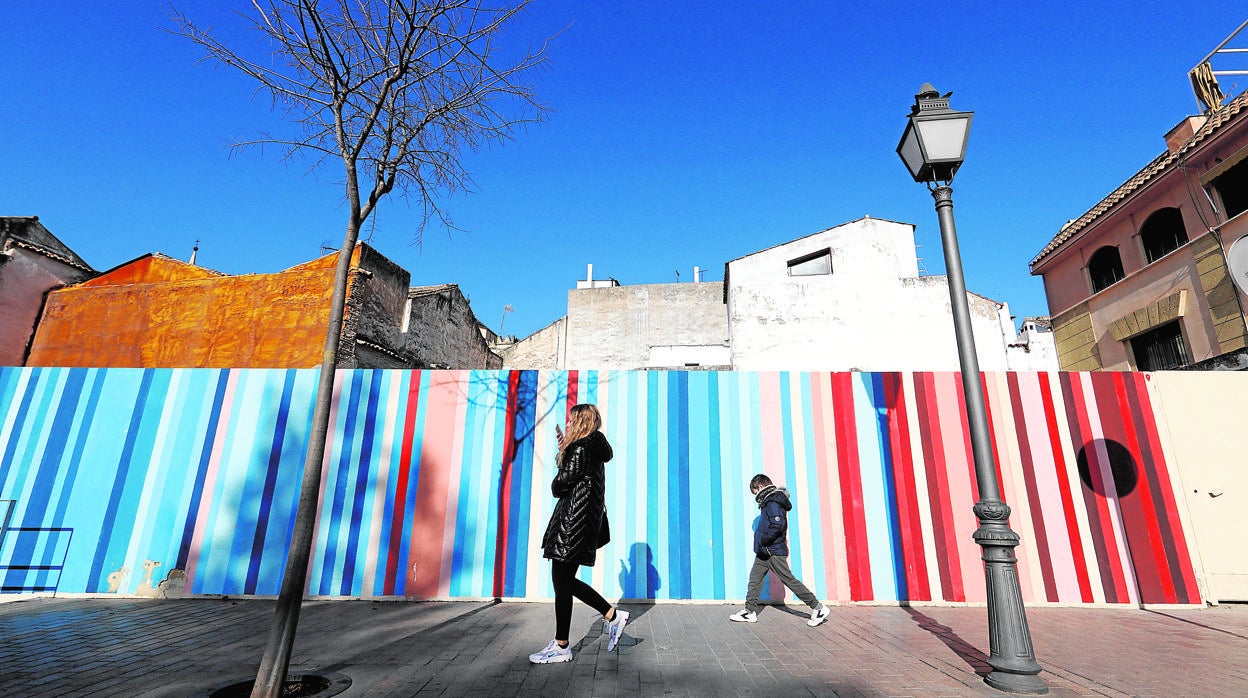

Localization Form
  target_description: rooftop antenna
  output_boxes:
[1190,19,1248,111]
[675,269,681,282]
[500,304,514,334]
[189,239,199,265]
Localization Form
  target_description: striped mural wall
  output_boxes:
[0,367,1200,605]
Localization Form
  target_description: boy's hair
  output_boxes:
[749,473,772,491]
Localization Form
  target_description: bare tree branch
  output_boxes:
[169,0,549,238]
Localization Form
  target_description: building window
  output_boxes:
[1139,207,1188,263]
[1087,246,1125,292]
[1129,320,1189,370]
[787,249,832,276]
[1211,157,1248,220]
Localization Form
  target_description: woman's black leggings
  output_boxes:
[551,559,612,641]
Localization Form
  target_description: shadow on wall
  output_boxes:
[619,542,661,611]
[1076,439,1139,497]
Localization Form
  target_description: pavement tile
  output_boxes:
[0,598,1246,696]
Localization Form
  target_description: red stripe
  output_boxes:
[1111,372,1173,603]
[1132,374,1201,603]
[1075,374,1129,603]
[1009,373,1058,602]
[383,370,422,596]
[1040,375,1093,602]
[883,373,930,601]
[831,373,872,600]
[566,370,579,418]
[914,373,963,601]
[1088,374,1143,604]
[492,371,522,599]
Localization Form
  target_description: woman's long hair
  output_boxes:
[558,403,602,464]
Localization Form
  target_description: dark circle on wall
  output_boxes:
[1076,439,1138,497]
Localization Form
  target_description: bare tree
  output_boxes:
[170,2,550,695]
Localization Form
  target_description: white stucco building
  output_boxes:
[500,216,1056,372]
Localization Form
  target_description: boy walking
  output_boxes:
[729,474,829,627]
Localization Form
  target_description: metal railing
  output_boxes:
[0,501,73,594]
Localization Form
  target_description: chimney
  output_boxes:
[1165,115,1209,154]
[693,266,701,282]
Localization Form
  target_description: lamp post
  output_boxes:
[897,84,1047,695]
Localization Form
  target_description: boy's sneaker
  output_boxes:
[729,609,757,623]
[807,604,830,627]
[606,609,629,651]
[528,639,573,664]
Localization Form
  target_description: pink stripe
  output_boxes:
[984,373,1035,602]
[1018,374,1080,601]
[758,372,784,475]
[1071,373,1130,603]
[184,369,238,588]
[934,372,982,602]
[809,372,841,600]
[408,371,459,597]
[437,371,470,597]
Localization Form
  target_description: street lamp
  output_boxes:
[897,84,1048,695]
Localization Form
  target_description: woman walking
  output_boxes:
[529,403,629,664]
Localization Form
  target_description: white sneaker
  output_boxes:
[729,609,757,623]
[807,604,829,627]
[528,639,573,664]
[606,609,629,651]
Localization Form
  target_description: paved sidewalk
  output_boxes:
[0,596,1245,696]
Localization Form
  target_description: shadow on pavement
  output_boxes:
[903,606,992,676]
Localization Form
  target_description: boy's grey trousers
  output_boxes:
[744,555,820,613]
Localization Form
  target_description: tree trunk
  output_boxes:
[251,219,361,698]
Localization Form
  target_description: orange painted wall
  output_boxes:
[27,249,361,368]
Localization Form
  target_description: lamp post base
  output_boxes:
[975,502,1047,695]
[985,670,1049,695]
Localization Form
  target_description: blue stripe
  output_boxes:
[245,369,297,594]
[667,372,691,598]
[52,370,105,527]
[0,368,42,495]
[871,373,907,600]
[87,370,157,592]
[646,372,661,597]
[317,371,364,594]
[177,370,230,571]
[341,370,382,595]
[511,370,538,596]
[374,373,401,596]
[10,370,86,586]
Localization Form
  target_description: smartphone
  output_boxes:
[555,424,564,439]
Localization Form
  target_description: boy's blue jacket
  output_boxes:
[753,485,791,558]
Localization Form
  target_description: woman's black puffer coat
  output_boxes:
[541,430,613,565]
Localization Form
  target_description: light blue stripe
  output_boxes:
[852,374,898,601]
[686,372,713,599]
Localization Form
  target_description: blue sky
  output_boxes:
[5,3,1246,339]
